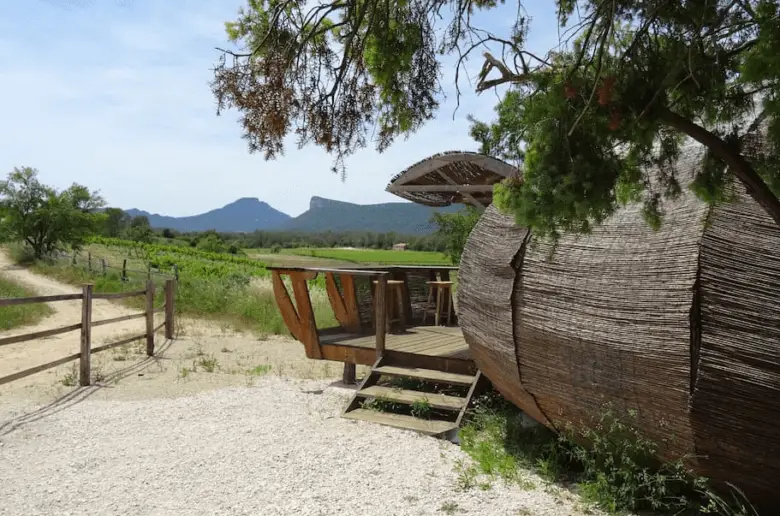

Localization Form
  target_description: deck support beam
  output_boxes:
[374,275,387,360]
[342,363,356,385]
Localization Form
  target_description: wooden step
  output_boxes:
[343,408,457,436]
[358,385,465,411]
[372,365,475,386]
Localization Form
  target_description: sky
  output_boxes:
[0,0,560,217]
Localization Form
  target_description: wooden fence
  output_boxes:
[0,279,176,386]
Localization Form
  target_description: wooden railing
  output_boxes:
[0,279,176,386]
[270,267,389,357]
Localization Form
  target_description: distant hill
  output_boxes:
[125,197,291,233]
[124,196,462,234]
[279,196,460,234]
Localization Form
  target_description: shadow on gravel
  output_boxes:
[0,337,176,437]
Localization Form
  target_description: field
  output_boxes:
[17,238,450,337]
[0,274,54,330]
[245,247,451,267]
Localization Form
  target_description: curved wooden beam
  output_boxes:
[325,272,361,333]
[272,271,303,342]
[290,272,322,359]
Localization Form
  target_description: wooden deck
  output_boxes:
[319,325,470,360]
[266,265,482,435]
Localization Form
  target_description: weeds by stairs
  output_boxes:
[342,353,482,439]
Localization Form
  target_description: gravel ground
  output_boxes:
[1,251,597,516]
[0,377,593,516]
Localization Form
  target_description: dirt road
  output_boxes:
[0,251,158,382]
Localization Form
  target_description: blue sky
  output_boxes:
[0,0,559,217]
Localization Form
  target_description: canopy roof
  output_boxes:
[385,151,519,209]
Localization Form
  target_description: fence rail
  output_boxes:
[0,279,177,386]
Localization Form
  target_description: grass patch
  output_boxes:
[28,258,337,336]
[0,273,54,331]
[286,247,451,265]
[459,390,759,515]
[439,501,460,514]
[247,364,272,376]
[197,355,219,372]
[60,364,78,387]
[410,397,432,419]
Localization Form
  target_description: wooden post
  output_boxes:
[374,275,387,360]
[122,259,127,281]
[79,284,93,386]
[342,363,356,385]
[72,253,77,265]
[101,258,106,276]
[145,280,155,356]
[87,252,92,272]
[147,263,151,280]
[164,279,175,340]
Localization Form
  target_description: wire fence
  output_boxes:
[53,251,177,283]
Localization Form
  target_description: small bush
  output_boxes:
[60,364,78,387]
[247,364,272,376]
[460,390,758,515]
[410,397,432,419]
[197,355,219,373]
[6,243,38,265]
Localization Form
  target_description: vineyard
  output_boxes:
[90,236,272,281]
[280,247,450,265]
[24,238,450,335]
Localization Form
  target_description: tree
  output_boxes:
[196,233,228,253]
[103,207,129,238]
[0,167,105,258]
[126,215,154,243]
[213,0,780,239]
[432,207,482,264]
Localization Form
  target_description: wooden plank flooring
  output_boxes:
[319,325,470,360]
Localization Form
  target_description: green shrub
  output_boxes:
[460,390,758,515]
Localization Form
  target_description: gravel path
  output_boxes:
[0,377,592,516]
[1,253,597,515]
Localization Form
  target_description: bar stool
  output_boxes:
[372,279,407,331]
[423,280,454,326]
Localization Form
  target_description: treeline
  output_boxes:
[2,167,469,261]
[100,208,450,252]
[230,230,448,252]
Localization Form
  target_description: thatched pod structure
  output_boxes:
[457,142,780,504]
[386,150,518,209]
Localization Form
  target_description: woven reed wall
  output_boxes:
[458,140,780,502]
[346,269,453,330]
[402,270,446,324]
[458,206,548,423]
[693,187,780,501]
[514,168,708,461]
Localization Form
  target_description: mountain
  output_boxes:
[280,196,460,234]
[125,197,291,233]
[124,196,462,234]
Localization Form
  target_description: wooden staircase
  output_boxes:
[342,354,482,438]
